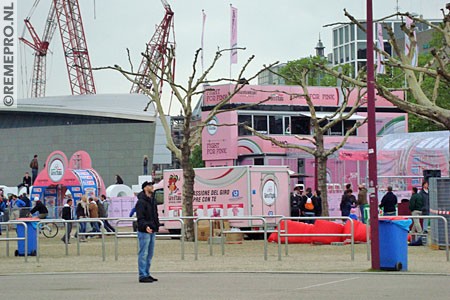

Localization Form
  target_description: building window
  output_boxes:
[284,116,290,134]
[339,27,344,44]
[269,115,283,134]
[330,121,343,136]
[254,115,268,134]
[345,44,350,62]
[344,120,357,136]
[357,24,366,40]
[333,29,338,47]
[344,26,349,43]
[350,43,355,60]
[357,42,367,59]
[254,158,264,165]
[339,46,344,63]
[350,24,355,40]
[291,116,310,135]
[333,48,338,65]
[238,114,252,136]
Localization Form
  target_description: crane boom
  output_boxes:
[131,1,175,94]
[53,0,96,95]
[19,3,57,98]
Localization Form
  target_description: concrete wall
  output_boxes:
[0,122,155,188]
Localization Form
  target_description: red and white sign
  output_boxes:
[227,203,244,217]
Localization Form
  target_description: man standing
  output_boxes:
[61,199,73,244]
[136,181,160,283]
[30,155,39,184]
[419,181,430,233]
[98,195,115,232]
[18,172,32,195]
[300,187,319,224]
[379,186,398,216]
[290,186,302,219]
[357,184,368,223]
[409,187,423,237]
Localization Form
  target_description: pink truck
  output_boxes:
[157,165,292,234]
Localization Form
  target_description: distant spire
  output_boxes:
[315,33,325,57]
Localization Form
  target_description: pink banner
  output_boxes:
[202,111,238,161]
[339,150,369,161]
[201,9,206,71]
[230,5,238,64]
[376,23,385,74]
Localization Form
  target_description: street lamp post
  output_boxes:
[366,0,380,270]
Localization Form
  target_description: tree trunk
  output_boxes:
[317,155,329,216]
[181,144,195,241]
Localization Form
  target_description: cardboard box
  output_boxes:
[197,220,210,241]
[225,232,244,243]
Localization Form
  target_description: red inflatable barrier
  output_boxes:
[268,220,314,243]
[342,220,368,243]
[310,220,344,244]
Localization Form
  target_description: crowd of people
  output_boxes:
[0,188,115,241]
[289,186,322,223]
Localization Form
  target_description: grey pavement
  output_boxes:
[1,272,449,300]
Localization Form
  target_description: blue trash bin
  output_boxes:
[16,218,39,256]
[378,218,412,271]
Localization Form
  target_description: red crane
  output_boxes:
[19,3,57,98]
[20,0,96,97]
[131,0,175,94]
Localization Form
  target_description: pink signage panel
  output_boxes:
[202,111,238,161]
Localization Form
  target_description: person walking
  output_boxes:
[409,187,424,239]
[98,195,115,232]
[29,155,39,184]
[379,186,398,216]
[88,197,100,234]
[419,181,430,233]
[136,181,160,283]
[340,189,356,220]
[61,199,73,244]
[143,155,148,175]
[357,184,368,223]
[76,196,89,242]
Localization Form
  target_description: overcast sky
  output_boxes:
[18,0,444,113]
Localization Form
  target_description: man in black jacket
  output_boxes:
[136,181,160,283]
[379,186,398,216]
[61,198,73,244]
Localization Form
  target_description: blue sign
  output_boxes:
[232,190,240,198]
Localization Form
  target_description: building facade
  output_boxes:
[331,18,441,76]
[201,84,407,191]
[0,94,159,187]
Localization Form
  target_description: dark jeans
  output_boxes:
[103,220,115,232]
[17,184,30,195]
[61,222,72,242]
[31,168,38,184]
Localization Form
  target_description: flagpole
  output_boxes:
[366,0,380,270]
[229,3,233,83]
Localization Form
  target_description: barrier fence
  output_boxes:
[276,216,356,261]
[114,217,185,261]
[194,216,271,261]
[36,219,106,262]
[0,221,28,262]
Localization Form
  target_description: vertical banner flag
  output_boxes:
[376,23,385,74]
[230,5,238,64]
[405,17,418,67]
[201,10,206,72]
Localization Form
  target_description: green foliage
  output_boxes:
[279,56,341,86]
[190,144,204,168]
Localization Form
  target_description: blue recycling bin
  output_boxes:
[379,218,412,271]
[16,218,39,256]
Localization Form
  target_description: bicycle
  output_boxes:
[38,222,59,238]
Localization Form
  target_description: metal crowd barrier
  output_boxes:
[0,221,28,262]
[34,219,106,262]
[194,216,269,261]
[114,217,185,261]
[276,216,356,261]
[366,215,449,262]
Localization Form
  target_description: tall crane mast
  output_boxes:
[19,3,57,98]
[20,0,96,97]
[53,0,96,95]
[131,0,175,94]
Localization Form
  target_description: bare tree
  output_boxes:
[245,65,367,216]
[97,47,277,240]
[322,6,450,129]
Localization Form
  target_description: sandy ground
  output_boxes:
[0,227,449,275]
